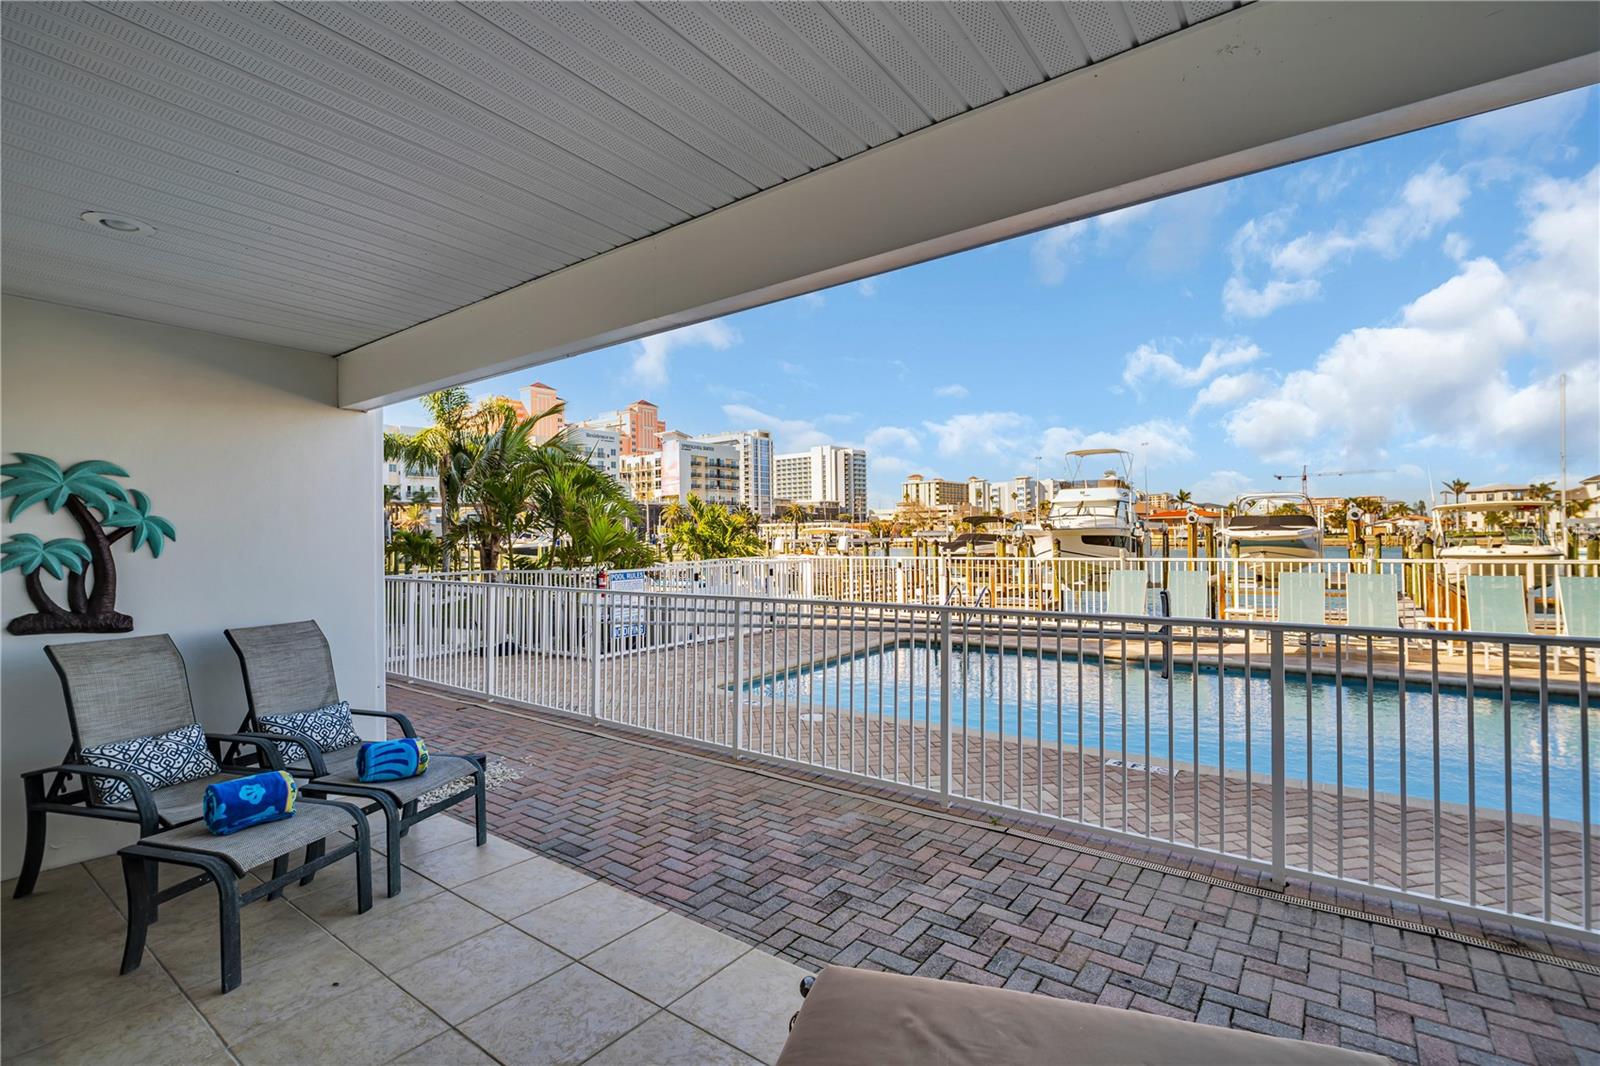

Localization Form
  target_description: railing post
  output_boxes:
[1269,628,1288,891]
[733,598,746,757]
[939,609,953,805]
[483,583,498,696]
[589,590,601,721]
[404,580,418,678]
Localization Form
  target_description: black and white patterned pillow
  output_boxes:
[79,723,221,806]
[257,701,361,765]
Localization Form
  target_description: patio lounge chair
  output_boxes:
[1164,570,1211,620]
[1277,572,1328,652]
[1465,575,1538,669]
[226,620,487,898]
[1108,569,1149,617]
[1557,575,1600,670]
[14,635,290,900]
[779,966,1387,1065]
[1346,572,1400,630]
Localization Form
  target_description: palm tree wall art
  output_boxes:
[1,454,175,634]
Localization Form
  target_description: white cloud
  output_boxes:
[1122,338,1263,391]
[865,426,920,454]
[921,411,1030,457]
[1030,226,1083,285]
[1190,469,1255,504]
[1190,371,1270,413]
[1224,164,1470,318]
[856,278,879,297]
[1458,88,1591,156]
[721,403,832,452]
[1030,187,1227,284]
[934,384,969,399]
[1221,166,1599,465]
[798,291,826,308]
[1039,419,1194,467]
[630,319,739,386]
[1442,232,1471,262]
[1222,276,1322,318]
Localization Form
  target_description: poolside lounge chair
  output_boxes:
[1557,575,1600,671]
[779,966,1387,1066]
[1278,572,1327,627]
[1465,575,1537,669]
[1108,569,1149,617]
[1345,572,1400,630]
[14,635,288,899]
[226,620,487,898]
[1164,570,1211,620]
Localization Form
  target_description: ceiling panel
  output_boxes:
[1,1,1239,354]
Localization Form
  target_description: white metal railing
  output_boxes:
[415,555,1600,633]
[385,575,1599,938]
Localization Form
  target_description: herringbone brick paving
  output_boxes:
[408,617,1593,926]
[393,681,1600,1065]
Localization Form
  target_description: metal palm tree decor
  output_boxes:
[1,454,175,634]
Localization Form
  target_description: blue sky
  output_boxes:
[387,87,1600,510]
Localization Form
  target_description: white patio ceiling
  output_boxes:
[0,1,1240,353]
[1,2,1596,408]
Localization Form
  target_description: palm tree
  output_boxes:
[384,387,475,570]
[563,498,656,569]
[408,485,436,509]
[1174,489,1193,507]
[780,503,806,542]
[1443,479,1470,504]
[664,495,764,560]
[390,529,442,572]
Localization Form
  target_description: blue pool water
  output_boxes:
[748,643,1595,821]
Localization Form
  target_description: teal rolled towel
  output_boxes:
[357,738,430,782]
[204,771,297,836]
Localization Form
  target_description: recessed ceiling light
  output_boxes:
[79,211,157,236]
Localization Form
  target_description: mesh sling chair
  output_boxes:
[13,634,291,900]
[225,620,487,898]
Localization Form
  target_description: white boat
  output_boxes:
[1218,492,1324,560]
[1029,449,1142,559]
[1431,500,1564,575]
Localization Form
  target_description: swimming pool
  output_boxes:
[748,642,1595,821]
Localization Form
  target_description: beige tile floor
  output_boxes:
[0,816,807,1065]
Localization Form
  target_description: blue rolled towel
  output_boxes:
[357,738,430,782]
[204,771,297,836]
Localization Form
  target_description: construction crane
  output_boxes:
[1271,465,1391,497]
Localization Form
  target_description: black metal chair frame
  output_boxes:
[13,640,290,901]
[226,625,488,899]
[118,797,373,994]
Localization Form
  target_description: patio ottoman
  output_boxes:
[117,797,372,993]
[777,966,1390,1066]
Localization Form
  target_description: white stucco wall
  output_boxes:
[0,296,382,878]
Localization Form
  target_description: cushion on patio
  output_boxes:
[79,721,221,806]
[256,701,361,763]
[777,966,1389,1066]
[309,750,478,805]
[139,799,357,875]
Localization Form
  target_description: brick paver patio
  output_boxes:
[393,680,1600,1065]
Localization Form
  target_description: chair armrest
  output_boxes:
[349,708,417,738]
[249,727,330,777]
[24,764,160,829]
[205,732,288,773]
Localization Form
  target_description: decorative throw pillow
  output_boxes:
[79,722,221,806]
[256,701,361,764]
